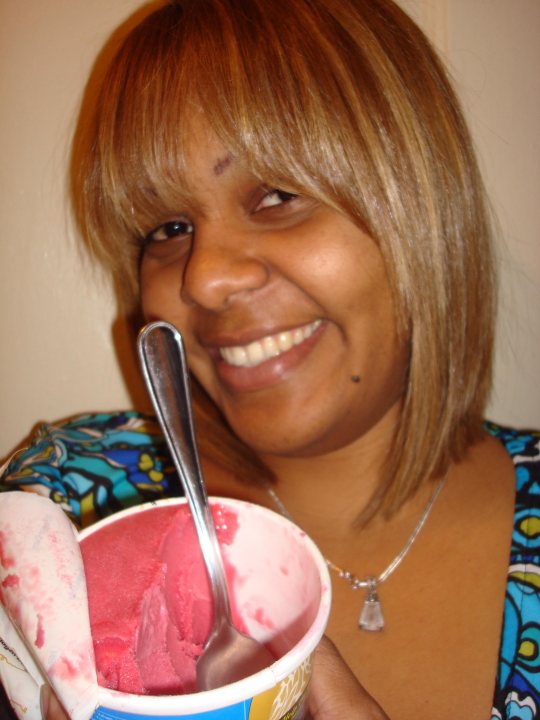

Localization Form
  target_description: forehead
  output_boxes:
[126,108,302,229]
[182,116,234,179]
[135,119,265,223]
[178,114,288,198]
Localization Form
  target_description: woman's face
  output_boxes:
[140,127,408,459]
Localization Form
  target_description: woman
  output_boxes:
[3,0,539,718]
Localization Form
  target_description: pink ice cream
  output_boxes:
[80,503,241,695]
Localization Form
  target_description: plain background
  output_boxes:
[1,0,539,460]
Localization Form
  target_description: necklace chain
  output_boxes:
[265,475,446,630]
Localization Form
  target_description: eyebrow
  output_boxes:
[213,154,233,176]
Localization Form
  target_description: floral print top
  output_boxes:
[1,412,539,717]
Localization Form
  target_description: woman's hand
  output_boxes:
[308,636,390,719]
[40,685,68,720]
[38,637,390,720]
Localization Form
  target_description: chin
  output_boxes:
[229,420,349,460]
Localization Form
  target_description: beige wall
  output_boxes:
[1,1,539,460]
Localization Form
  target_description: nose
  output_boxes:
[180,227,270,311]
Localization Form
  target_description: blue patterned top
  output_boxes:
[1,412,539,717]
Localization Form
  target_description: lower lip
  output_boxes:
[213,322,326,393]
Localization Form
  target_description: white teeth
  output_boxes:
[262,336,280,358]
[246,342,265,366]
[219,320,322,369]
[277,332,293,352]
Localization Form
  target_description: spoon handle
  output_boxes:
[137,321,231,623]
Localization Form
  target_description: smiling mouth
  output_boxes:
[218,320,322,369]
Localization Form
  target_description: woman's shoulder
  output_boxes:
[0,411,175,527]
[484,420,539,558]
[485,420,540,458]
[484,420,540,505]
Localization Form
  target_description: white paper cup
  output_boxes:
[79,497,331,720]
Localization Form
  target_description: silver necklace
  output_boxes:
[265,475,446,632]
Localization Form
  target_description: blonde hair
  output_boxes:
[72,0,496,518]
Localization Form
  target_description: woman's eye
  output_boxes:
[143,219,194,245]
[256,189,298,211]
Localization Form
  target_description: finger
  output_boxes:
[40,684,69,720]
[309,636,389,719]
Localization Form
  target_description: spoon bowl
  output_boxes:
[137,320,274,691]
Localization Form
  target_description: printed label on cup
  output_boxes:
[90,656,311,720]
[90,654,312,720]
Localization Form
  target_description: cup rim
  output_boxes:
[80,496,332,714]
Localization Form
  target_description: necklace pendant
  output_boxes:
[358,577,384,632]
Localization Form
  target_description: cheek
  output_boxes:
[139,258,217,387]
[286,220,386,309]
[139,259,182,321]
[312,244,394,338]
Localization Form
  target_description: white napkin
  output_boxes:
[0,493,99,720]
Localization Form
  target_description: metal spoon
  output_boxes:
[137,320,274,691]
